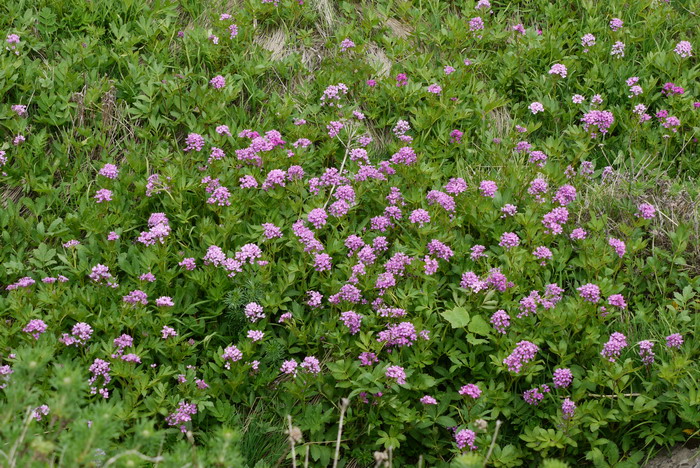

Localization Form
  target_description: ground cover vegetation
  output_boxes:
[1,0,699,466]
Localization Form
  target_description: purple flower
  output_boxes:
[611,41,625,58]
[455,429,477,451]
[529,102,544,114]
[533,246,553,264]
[359,352,378,366]
[469,17,484,32]
[420,395,437,405]
[427,84,442,94]
[601,332,628,362]
[499,232,520,249]
[570,228,587,240]
[503,341,539,373]
[479,180,498,197]
[247,330,264,342]
[155,296,174,307]
[409,209,431,227]
[340,311,363,335]
[577,283,601,303]
[607,294,627,309]
[339,38,355,52]
[166,401,197,433]
[553,368,573,388]
[562,398,576,420]
[609,18,623,31]
[581,110,614,137]
[244,302,265,322]
[666,333,683,349]
[608,237,626,258]
[377,322,417,347]
[98,163,119,179]
[490,310,510,334]
[385,365,406,385]
[300,356,321,374]
[674,41,692,58]
[184,133,205,152]
[161,326,177,339]
[308,208,328,229]
[313,253,332,272]
[222,345,243,369]
[23,319,47,340]
[94,189,113,203]
[459,384,481,399]
[548,64,567,78]
[638,340,655,365]
[636,203,656,219]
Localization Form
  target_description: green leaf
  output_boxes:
[441,307,470,328]
[467,315,491,336]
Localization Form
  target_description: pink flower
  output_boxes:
[490,310,510,334]
[98,163,119,179]
[155,296,174,307]
[636,203,656,219]
[577,283,600,303]
[553,368,573,388]
[455,429,477,451]
[161,326,177,339]
[548,64,567,78]
[94,189,113,203]
[479,180,497,197]
[666,333,683,349]
[247,330,264,342]
[459,384,481,399]
[23,319,47,340]
[608,237,626,258]
[385,365,406,384]
[427,84,442,94]
[339,38,355,52]
[609,18,623,31]
[499,232,520,249]
[244,302,265,322]
[420,395,437,405]
[340,311,363,334]
[529,102,544,114]
[503,341,539,373]
[601,332,627,362]
[674,41,692,58]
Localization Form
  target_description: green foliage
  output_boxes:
[0,0,699,466]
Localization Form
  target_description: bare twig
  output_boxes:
[104,450,165,467]
[288,415,298,468]
[483,420,502,467]
[332,398,350,468]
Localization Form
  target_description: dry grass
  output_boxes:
[385,18,413,39]
[254,27,291,62]
[581,169,700,272]
[486,106,513,139]
[365,42,392,78]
